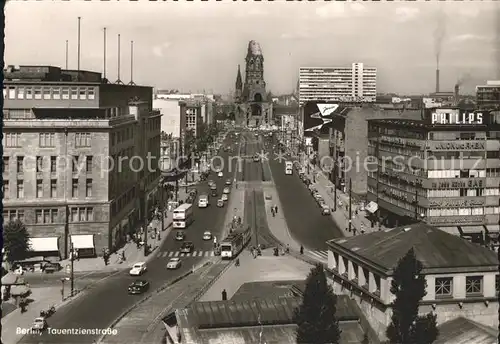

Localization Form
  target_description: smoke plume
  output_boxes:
[434,10,447,67]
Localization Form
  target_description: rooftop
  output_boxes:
[435,317,498,344]
[327,222,498,275]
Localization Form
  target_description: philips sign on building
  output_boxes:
[431,109,484,125]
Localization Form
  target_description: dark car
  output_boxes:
[189,189,198,197]
[128,280,150,295]
[175,231,185,241]
[186,196,195,204]
[211,189,218,197]
[180,241,194,253]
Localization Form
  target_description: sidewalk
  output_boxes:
[198,249,312,302]
[304,162,389,236]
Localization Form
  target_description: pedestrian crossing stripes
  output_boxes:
[306,250,328,262]
[157,250,215,258]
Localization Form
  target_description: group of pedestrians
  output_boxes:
[270,204,279,217]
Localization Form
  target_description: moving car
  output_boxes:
[221,194,228,202]
[175,231,185,241]
[129,262,147,276]
[32,317,47,331]
[225,179,232,186]
[211,189,218,197]
[167,258,182,270]
[223,187,230,194]
[128,280,150,294]
[253,154,260,162]
[203,231,212,240]
[210,184,217,191]
[218,171,224,178]
[180,242,194,254]
[208,180,215,187]
[217,199,224,207]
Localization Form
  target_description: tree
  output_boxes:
[386,248,439,344]
[183,128,196,156]
[3,220,31,267]
[294,264,341,344]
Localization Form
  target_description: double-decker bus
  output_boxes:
[220,226,252,260]
[172,203,194,229]
[285,161,293,175]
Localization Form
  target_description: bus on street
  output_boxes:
[173,203,194,229]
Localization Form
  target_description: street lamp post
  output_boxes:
[70,242,74,297]
[143,182,149,256]
[348,178,353,234]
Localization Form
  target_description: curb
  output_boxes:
[97,261,213,344]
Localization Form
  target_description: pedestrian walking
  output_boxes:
[274,205,278,214]
[300,245,304,255]
[222,289,227,301]
[271,208,275,217]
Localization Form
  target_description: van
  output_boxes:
[198,194,209,208]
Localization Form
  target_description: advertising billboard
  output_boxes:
[303,102,347,136]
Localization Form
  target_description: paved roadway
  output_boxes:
[264,134,343,251]
[18,134,239,344]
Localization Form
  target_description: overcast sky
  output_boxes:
[5,1,499,95]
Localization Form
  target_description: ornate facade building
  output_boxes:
[234,40,273,127]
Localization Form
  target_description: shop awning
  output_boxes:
[365,201,379,214]
[459,226,485,235]
[485,225,500,234]
[70,235,95,250]
[438,227,461,236]
[28,237,59,252]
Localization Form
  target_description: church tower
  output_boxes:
[235,65,243,103]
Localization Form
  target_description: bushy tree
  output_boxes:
[183,128,196,156]
[386,248,439,344]
[3,220,31,266]
[294,264,341,344]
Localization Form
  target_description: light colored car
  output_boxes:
[223,187,230,194]
[208,180,215,187]
[217,199,224,207]
[129,262,147,276]
[167,258,181,270]
[203,231,212,240]
[225,179,232,185]
[32,317,47,331]
[218,171,223,178]
[221,194,228,201]
[314,194,323,202]
[321,204,331,215]
[317,198,326,207]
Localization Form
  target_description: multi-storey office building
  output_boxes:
[2,65,161,258]
[366,108,500,247]
[179,99,204,155]
[299,63,376,105]
[476,80,500,109]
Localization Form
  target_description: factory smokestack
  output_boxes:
[435,69,440,93]
[454,83,459,105]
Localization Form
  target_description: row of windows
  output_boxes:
[2,178,93,199]
[427,169,486,179]
[2,207,95,225]
[428,207,500,217]
[111,187,136,217]
[431,151,498,159]
[3,156,93,174]
[3,210,25,223]
[4,86,96,101]
[332,253,381,295]
[70,207,94,223]
[35,209,58,224]
[368,185,426,215]
[3,132,95,148]
[429,131,488,141]
[111,126,134,146]
[427,188,494,198]
[435,276,499,298]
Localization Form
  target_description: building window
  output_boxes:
[16,180,24,198]
[71,87,78,100]
[86,156,93,173]
[435,277,453,298]
[3,157,9,174]
[62,87,69,100]
[5,133,21,147]
[88,88,95,100]
[35,210,43,224]
[53,87,61,99]
[50,156,57,173]
[496,275,499,295]
[75,133,91,147]
[8,86,16,99]
[3,181,9,199]
[36,179,43,198]
[39,133,55,147]
[86,208,94,221]
[36,156,43,172]
[71,208,78,222]
[79,88,87,100]
[17,87,25,99]
[351,263,359,282]
[70,207,94,222]
[26,87,33,99]
[72,156,79,173]
[86,179,92,197]
[5,210,25,223]
[72,179,79,198]
[50,179,57,198]
[43,88,51,100]
[362,268,369,289]
[34,87,42,99]
[465,276,483,296]
[342,257,348,276]
[16,156,24,173]
[35,209,58,224]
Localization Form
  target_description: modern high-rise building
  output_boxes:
[2,65,161,259]
[299,63,377,105]
[366,108,500,249]
[476,80,500,109]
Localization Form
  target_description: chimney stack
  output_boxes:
[454,84,459,105]
[435,69,440,93]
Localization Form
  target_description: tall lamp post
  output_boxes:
[348,178,353,234]
[70,242,74,296]
[142,181,149,256]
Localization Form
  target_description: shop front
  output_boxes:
[27,237,61,260]
[70,234,96,258]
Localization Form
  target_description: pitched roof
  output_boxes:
[435,317,498,344]
[327,222,498,274]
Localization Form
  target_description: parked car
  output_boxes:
[32,317,47,331]
[317,198,326,207]
[128,280,150,294]
[225,179,232,185]
[180,242,194,253]
[314,194,323,202]
[189,189,198,197]
[129,262,147,276]
[321,204,331,215]
[217,199,224,207]
[221,194,228,201]
[203,231,212,240]
[175,231,185,241]
[167,258,182,270]
[223,187,230,194]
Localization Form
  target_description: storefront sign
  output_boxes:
[429,141,485,151]
[430,178,484,189]
[428,198,485,208]
[428,215,484,225]
[431,109,483,125]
